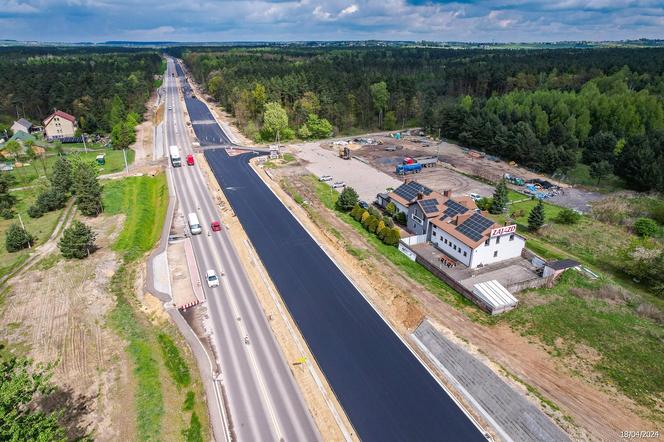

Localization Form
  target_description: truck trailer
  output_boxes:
[396,163,422,175]
[169,145,182,167]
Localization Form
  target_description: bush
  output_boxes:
[633,217,659,237]
[368,206,380,218]
[0,208,14,220]
[383,216,394,228]
[378,226,389,240]
[27,205,44,219]
[367,216,380,233]
[395,211,407,225]
[555,208,582,225]
[363,214,376,229]
[383,228,401,246]
[360,211,369,224]
[476,197,492,211]
[385,202,396,216]
[350,204,361,219]
[335,186,359,212]
[5,224,34,252]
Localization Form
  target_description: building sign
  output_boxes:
[490,224,516,237]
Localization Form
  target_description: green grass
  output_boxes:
[108,264,164,441]
[182,391,195,411]
[182,412,203,442]
[157,333,191,389]
[306,176,475,311]
[103,174,168,261]
[34,253,61,271]
[0,188,65,280]
[502,271,664,410]
[9,149,135,187]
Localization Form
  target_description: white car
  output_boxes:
[332,181,346,188]
[319,175,333,182]
[168,106,172,110]
[469,193,481,201]
[206,269,220,288]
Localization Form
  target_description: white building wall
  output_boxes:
[45,116,75,139]
[430,226,472,266]
[470,234,525,268]
[392,200,408,215]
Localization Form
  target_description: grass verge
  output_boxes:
[103,174,168,261]
[104,174,207,440]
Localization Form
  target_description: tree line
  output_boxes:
[0,47,162,135]
[176,46,664,190]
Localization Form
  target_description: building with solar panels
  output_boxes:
[384,181,526,269]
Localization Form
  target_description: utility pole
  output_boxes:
[123,148,129,174]
[82,133,88,153]
[437,128,442,160]
[17,213,30,249]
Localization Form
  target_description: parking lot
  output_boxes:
[291,141,402,202]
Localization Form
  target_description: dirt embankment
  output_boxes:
[265,164,656,442]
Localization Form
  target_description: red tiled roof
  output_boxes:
[43,110,76,126]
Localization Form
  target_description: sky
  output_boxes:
[1,0,663,43]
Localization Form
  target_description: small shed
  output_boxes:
[472,280,518,315]
[543,259,580,278]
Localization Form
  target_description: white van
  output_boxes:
[188,212,202,235]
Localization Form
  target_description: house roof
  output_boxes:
[388,181,433,207]
[472,280,518,311]
[431,210,500,248]
[15,118,32,129]
[43,110,76,126]
[9,131,36,143]
[545,259,580,271]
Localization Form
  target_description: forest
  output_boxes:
[177,46,664,191]
[0,47,163,135]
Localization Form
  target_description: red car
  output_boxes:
[186,154,195,166]
[211,221,221,232]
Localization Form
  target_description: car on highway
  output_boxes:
[319,175,333,182]
[168,106,172,110]
[206,269,220,288]
[332,181,346,188]
[211,221,221,232]
[188,212,202,235]
[186,154,195,166]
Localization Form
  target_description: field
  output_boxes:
[0,188,66,279]
[9,148,135,187]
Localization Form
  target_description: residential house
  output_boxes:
[11,118,33,135]
[43,110,77,139]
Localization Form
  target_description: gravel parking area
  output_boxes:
[292,142,402,202]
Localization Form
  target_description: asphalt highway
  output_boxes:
[176,58,486,441]
[165,59,320,441]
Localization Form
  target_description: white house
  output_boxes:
[381,181,526,268]
[11,118,33,135]
[43,110,77,139]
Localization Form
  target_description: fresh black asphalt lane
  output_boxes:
[205,149,485,441]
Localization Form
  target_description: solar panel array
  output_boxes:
[442,199,469,219]
[456,213,494,242]
[59,136,84,144]
[393,181,433,202]
[420,199,439,214]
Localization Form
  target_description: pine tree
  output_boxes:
[59,220,97,259]
[335,187,359,212]
[71,160,103,217]
[528,199,545,231]
[489,179,508,214]
[5,224,33,252]
[51,157,72,194]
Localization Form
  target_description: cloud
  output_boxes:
[0,0,662,42]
